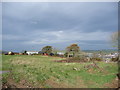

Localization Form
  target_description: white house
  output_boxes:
[57,52,65,55]
[26,51,38,55]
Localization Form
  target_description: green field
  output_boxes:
[2,55,118,88]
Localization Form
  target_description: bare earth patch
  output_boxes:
[2,76,43,88]
[104,77,118,88]
[45,77,69,88]
[54,60,85,63]
[45,76,87,88]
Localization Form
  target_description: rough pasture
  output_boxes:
[2,55,118,88]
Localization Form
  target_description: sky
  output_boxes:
[2,2,118,52]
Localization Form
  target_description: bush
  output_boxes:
[68,56,90,62]
[90,57,102,61]
[111,57,119,62]
[64,53,68,57]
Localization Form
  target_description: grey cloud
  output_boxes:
[2,2,117,51]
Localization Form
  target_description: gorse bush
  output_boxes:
[90,57,102,61]
[68,56,90,62]
[111,56,119,62]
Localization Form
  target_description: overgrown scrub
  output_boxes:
[68,57,90,62]
[90,57,102,61]
[111,57,119,62]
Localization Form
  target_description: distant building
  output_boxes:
[103,53,118,59]
[57,52,65,55]
[8,51,14,55]
[86,53,93,58]
[26,51,38,55]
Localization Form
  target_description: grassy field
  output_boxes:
[2,55,118,88]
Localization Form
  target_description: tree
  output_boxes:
[110,31,119,48]
[110,31,120,62]
[66,44,80,57]
[21,50,27,54]
[42,46,52,54]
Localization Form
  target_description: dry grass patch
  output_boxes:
[45,77,69,88]
[73,76,87,88]
[11,57,37,65]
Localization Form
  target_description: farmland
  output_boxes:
[2,55,118,88]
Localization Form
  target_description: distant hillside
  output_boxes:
[83,49,118,54]
[0,50,8,54]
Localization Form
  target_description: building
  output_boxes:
[57,52,65,55]
[86,53,93,58]
[26,51,38,55]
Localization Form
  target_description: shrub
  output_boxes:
[64,52,68,57]
[111,57,119,62]
[68,56,90,62]
[90,57,102,61]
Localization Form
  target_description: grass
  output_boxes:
[2,55,118,88]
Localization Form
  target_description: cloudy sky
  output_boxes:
[2,2,118,52]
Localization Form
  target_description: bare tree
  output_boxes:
[110,31,119,48]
